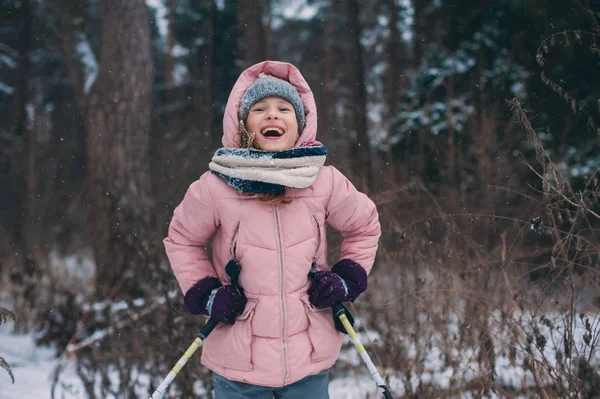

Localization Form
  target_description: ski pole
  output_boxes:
[149,317,217,399]
[150,260,244,399]
[309,267,395,399]
[331,302,394,399]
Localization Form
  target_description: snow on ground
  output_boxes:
[0,323,381,399]
[2,311,599,398]
[0,325,83,399]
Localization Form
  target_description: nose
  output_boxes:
[265,108,279,119]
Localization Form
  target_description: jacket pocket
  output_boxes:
[202,299,258,371]
[300,295,343,363]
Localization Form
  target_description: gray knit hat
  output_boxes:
[238,73,306,132]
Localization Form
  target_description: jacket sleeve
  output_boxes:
[325,166,381,274]
[163,172,220,294]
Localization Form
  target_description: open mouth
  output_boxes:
[261,126,284,137]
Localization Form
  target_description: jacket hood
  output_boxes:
[222,61,317,148]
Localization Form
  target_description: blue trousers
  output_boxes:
[212,369,330,399]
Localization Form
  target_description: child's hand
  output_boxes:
[308,271,350,308]
[206,285,247,324]
[308,259,368,309]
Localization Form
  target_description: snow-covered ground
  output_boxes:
[0,323,382,399]
[2,312,599,398]
[0,325,84,399]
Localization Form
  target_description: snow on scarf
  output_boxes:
[209,141,327,194]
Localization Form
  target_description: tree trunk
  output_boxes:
[14,0,31,140]
[10,0,39,303]
[85,0,155,298]
[385,0,401,123]
[202,0,216,145]
[164,0,176,84]
[236,0,266,67]
[319,1,336,137]
[412,0,425,67]
[347,0,372,191]
[263,0,272,60]
[17,0,33,224]
[445,79,457,207]
[56,0,90,114]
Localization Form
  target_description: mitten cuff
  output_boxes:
[205,287,222,316]
[332,259,368,302]
[183,277,222,315]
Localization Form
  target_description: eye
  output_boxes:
[279,107,291,112]
[251,107,264,112]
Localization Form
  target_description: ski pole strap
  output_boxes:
[225,259,246,302]
[334,305,395,399]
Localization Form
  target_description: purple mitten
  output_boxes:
[184,276,222,315]
[308,259,368,309]
[205,285,246,324]
[331,259,368,302]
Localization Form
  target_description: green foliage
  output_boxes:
[390,1,599,189]
[395,7,530,140]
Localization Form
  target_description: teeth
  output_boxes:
[261,127,284,135]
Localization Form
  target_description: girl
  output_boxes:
[164,61,380,398]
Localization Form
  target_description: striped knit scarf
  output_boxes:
[209,141,327,194]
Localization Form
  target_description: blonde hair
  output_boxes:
[237,121,292,205]
[238,120,256,150]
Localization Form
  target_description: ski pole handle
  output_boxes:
[331,302,345,317]
[198,317,218,340]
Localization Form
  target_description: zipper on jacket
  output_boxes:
[312,215,321,266]
[274,206,289,380]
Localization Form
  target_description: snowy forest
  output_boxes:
[1,0,600,398]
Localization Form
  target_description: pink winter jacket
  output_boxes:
[164,61,380,387]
